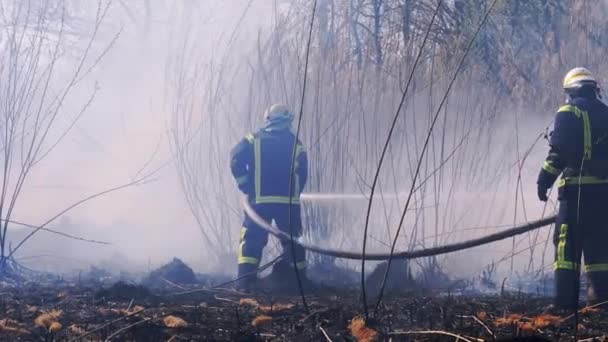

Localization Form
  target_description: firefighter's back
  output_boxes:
[255,129,302,203]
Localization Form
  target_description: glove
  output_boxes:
[537,167,557,202]
[537,184,548,202]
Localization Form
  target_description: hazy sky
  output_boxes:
[8,0,281,274]
[5,0,558,281]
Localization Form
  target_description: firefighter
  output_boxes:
[537,67,608,310]
[230,103,308,290]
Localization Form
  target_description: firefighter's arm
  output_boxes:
[230,134,254,194]
[536,108,578,199]
[296,143,308,191]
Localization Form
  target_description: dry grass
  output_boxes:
[118,305,145,315]
[0,319,30,335]
[532,314,562,329]
[518,322,536,332]
[252,315,273,327]
[581,306,601,314]
[240,298,260,307]
[49,322,62,333]
[494,314,523,326]
[348,316,379,342]
[495,313,563,332]
[68,324,85,335]
[258,303,295,313]
[163,315,188,328]
[34,309,63,329]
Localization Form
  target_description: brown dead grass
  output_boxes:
[495,313,563,331]
[68,324,85,335]
[34,310,63,329]
[164,315,188,328]
[518,322,536,332]
[240,298,260,307]
[258,303,295,313]
[118,305,145,315]
[531,314,562,329]
[0,319,30,335]
[494,314,523,326]
[49,322,62,333]
[348,316,379,342]
[252,315,273,327]
[581,306,601,314]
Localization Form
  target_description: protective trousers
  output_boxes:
[554,192,608,310]
[237,203,306,283]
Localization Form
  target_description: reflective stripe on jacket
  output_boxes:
[538,97,608,191]
[230,129,308,204]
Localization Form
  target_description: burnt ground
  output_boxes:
[1,277,608,341]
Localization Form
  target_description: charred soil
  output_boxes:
[1,279,608,341]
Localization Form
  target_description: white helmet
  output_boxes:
[563,67,597,90]
[264,103,294,122]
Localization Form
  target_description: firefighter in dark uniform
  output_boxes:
[230,104,308,290]
[537,67,608,310]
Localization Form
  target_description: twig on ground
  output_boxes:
[104,317,151,341]
[387,330,477,342]
[460,315,495,338]
[170,255,282,296]
[319,326,333,342]
[71,308,145,341]
[562,300,608,321]
[161,277,187,290]
[214,295,240,304]
[300,307,330,323]
[578,336,608,342]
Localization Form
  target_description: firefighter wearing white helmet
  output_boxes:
[537,67,608,311]
[264,103,295,123]
[229,103,309,292]
[563,67,600,96]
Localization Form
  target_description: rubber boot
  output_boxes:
[236,263,259,292]
[263,260,312,293]
[554,269,580,312]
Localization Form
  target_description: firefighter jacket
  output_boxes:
[538,96,608,196]
[230,128,308,204]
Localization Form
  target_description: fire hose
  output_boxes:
[242,197,557,260]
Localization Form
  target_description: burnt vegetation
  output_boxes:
[2,0,608,341]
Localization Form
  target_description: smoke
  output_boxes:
[4,0,567,287]
[6,0,276,275]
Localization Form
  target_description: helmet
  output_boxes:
[563,67,597,90]
[264,103,294,122]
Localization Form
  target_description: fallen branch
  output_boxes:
[4,220,110,245]
[387,330,479,342]
[460,315,495,339]
[319,326,333,342]
[562,300,608,321]
[161,277,187,290]
[578,336,608,342]
[104,317,151,341]
[170,255,282,296]
[300,308,330,323]
[70,308,145,341]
